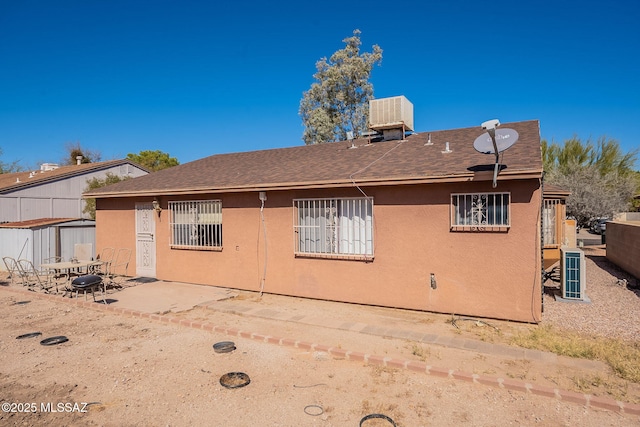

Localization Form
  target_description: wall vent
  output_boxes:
[369,96,414,132]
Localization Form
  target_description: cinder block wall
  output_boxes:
[606,221,640,280]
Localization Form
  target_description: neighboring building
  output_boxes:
[0,159,149,223]
[0,218,96,269]
[542,184,572,270]
[86,115,546,323]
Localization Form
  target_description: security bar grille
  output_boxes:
[451,193,510,228]
[294,198,374,257]
[543,199,561,245]
[169,200,222,249]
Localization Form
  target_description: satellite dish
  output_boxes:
[473,121,520,188]
[473,129,519,154]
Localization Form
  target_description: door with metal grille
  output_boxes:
[135,203,156,277]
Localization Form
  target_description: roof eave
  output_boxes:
[0,160,148,193]
[85,169,543,199]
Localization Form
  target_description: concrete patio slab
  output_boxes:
[108,280,237,313]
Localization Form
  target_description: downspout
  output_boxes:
[540,173,545,315]
[258,192,268,296]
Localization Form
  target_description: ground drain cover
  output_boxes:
[360,413,397,426]
[16,332,42,339]
[40,336,69,346]
[213,341,236,353]
[219,372,250,389]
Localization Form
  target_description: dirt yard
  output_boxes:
[1,286,638,427]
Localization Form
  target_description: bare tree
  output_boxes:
[63,142,102,165]
[543,136,639,226]
[547,164,636,227]
[0,148,23,173]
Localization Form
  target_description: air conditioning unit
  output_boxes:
[369,96,414,132]
[560,247,586,300]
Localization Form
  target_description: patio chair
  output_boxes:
[42,256,71,291]
[91,247,115,276]
[2,256,20,285]
[17,259,55,293]
[74,243,93,261]
[107,248,131,289]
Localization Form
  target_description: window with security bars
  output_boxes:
[543,199,561,245]
[169,200,222,249]
[294,198,374,257]
[451,193,510,228]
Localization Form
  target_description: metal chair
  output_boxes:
[17,259,54,293]
[105,248,131,290]
[74,243,93,261]
[2,256,20,285]
[42,256,70,292]
[92,247,115,276]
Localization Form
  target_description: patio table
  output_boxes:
[40,260,102,280]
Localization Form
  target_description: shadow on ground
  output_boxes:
[584,250,640,296]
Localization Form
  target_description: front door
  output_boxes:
[135,203,156,277]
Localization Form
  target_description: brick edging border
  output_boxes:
[5,286,640,417]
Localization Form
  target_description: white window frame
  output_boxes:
[451,192,511,229]
[294,197,374,259]
[169,200,222,250]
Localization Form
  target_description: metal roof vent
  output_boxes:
[40,163,60,172]
[369,96,414,141]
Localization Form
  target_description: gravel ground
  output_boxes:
[542,245,640,342]
[2,278,639,426]
[1,239,640,425]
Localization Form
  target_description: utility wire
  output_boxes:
[349,139,406,198]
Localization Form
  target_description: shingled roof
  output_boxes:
[86,120,543,198]
[0,159,149,194]
[543,183,571,198]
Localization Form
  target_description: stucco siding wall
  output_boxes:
[95,179,542,323]
[606,221,640,280]
[95,198,138,266]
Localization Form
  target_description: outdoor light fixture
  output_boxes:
[152,198,162,213]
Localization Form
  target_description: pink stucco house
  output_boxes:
[86,119,545,322]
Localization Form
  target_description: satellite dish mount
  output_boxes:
[473,119,519,188]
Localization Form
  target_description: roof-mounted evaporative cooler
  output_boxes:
[369,96,414,141]
[560,247,587,300]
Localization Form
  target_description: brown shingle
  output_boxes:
[87,120,542,197]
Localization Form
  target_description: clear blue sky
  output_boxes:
[1,0,639,170]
